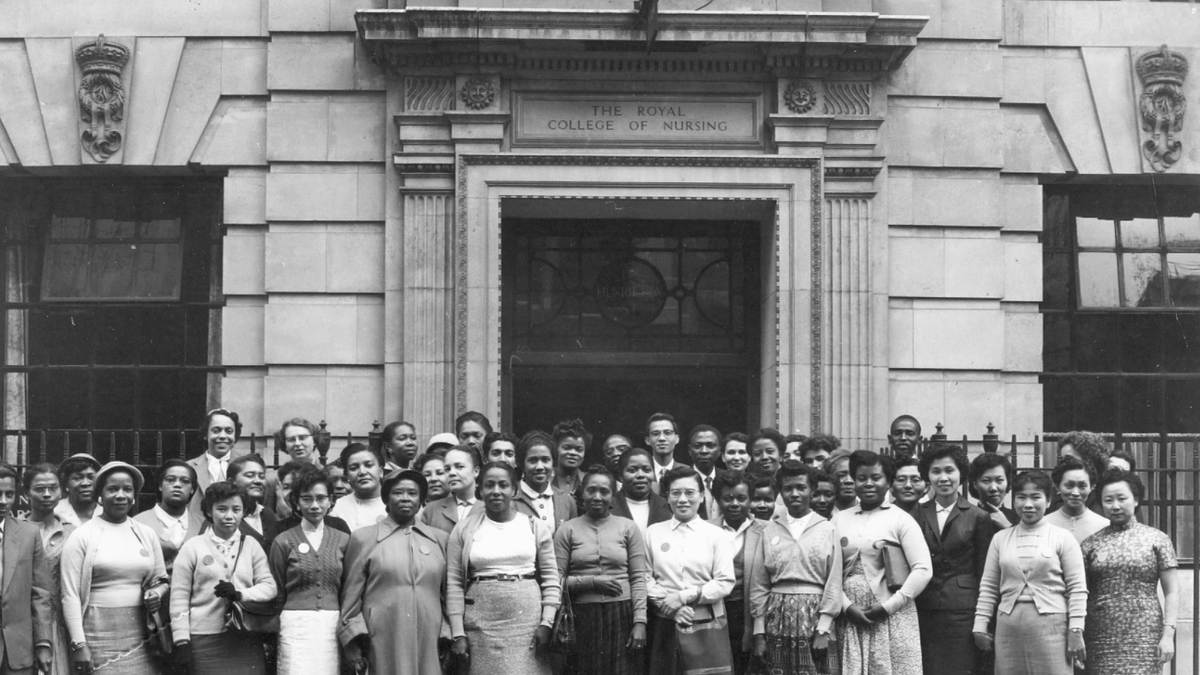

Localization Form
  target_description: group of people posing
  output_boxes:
[0,410,1180,675]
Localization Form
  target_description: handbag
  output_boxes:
[675,607,734,675]
[549,572,576,654]
[222,535,281,635]
[878,542,911,591]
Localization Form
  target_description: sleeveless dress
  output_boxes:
[1080,522,1178,675]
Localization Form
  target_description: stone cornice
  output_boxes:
[357,8,927,73]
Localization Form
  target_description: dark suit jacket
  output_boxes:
[419,494,484,534]
[0,517,52,670]
[915,496,996,611]
[611,491,672,528]
[133,505,206,573]
[513,484,577,532]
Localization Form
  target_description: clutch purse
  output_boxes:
[878,542,911,591]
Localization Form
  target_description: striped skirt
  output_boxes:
[463,578,552,675]
[564,600,644,675]
[762,592,838,675]
[82,606,160,675]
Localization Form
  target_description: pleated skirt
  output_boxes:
[82,606,159,675]
[191,631,267,675]
[762,592,838,675]
[564,600,644,675]
[278,609,340,675]
[463,578,552,675]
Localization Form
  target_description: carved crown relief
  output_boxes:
[74,35,131,164]
[1136,45,1188,172]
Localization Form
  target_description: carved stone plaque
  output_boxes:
[514,93,762,147]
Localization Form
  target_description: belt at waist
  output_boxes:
[769,581,824,595]
[1015,595,1036,603]
[470,573,537,584]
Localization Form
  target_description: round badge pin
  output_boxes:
[771,536,780,546]
[202,555,215,566]
[298,543,311,554]
[840,536,849,547]
[660,543,671,553]
[420,545,431,555]
[139,548,150,557]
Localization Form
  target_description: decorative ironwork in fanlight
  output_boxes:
[75,35,130,163]
[1136,44,1188,172]
[505,220,757,354]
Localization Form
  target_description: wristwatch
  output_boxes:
[70,641,86,651]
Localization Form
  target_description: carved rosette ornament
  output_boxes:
[783,81,817,114]
[74,35,130,163]
[460,77,496,110]
[1136,45,1188,172]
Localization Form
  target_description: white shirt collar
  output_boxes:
[786,511,816,531]
[521,482,552,500]
[301,518,324,534]
[936,501,955,514]
[456,495,476,506]
[721,517,752,535]
[670,516,697,531]
[153,504,186,527]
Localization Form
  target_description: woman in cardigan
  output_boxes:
[339,469,448,675]
[20,463,74,675]
[447,461,560,675]
[60,461,169,675]
[832,450,932,675]
[611,448,671,536]
[709,469,765,675]
[914,443,996,675]
[644,465,736,675]
[972,470,1088,675]
[749,460,842,675]
[269,464,350,675]
[554,465,648,675]
[1081,469,1180,675]
[170,482,278,675]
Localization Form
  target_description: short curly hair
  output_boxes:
[1057,431,1109,483]
[1051,456,1096,488]
[1097,467,1144,503]
[918,443,969,483]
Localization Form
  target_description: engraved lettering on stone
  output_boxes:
[75,35,130,163]
[515,95,760,146]
[783,81,817,114]
[461,77,495,111]
[1136,45,1187,172]
[404,77,455,112]
[823,82,871,115]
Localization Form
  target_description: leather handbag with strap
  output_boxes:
[221,535,282,634]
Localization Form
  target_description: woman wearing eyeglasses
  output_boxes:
[644,465,736,675]
[269,464,350,675]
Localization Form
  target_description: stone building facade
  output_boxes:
[0,0,1197,452]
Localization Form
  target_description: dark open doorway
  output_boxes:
[502,216,762,462]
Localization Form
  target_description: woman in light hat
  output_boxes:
[60,461,169,675]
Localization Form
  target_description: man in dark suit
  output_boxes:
[915,444,997,675]
[0,462,52,674]
[686,425,722,520]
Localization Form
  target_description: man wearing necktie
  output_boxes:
[687,425,722,521]
[0,463,53,675]
[645,412,684,495]
[186,408,244,522]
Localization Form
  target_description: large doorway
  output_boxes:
[502,217,761,460]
